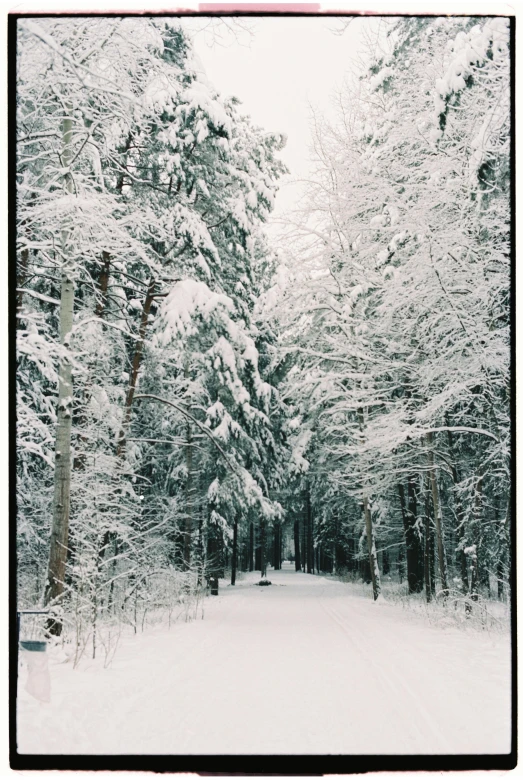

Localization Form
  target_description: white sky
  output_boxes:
[180,15,382,217]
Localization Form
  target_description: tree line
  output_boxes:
[16,15,511,650]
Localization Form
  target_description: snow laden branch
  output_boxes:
[133,394,241,475]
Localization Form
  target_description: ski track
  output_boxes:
[17,564,511,755]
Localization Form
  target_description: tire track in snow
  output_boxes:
[319,596,452,753]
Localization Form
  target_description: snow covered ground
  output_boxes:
[17,564,511,755]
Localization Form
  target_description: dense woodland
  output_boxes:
[16,15,511,650]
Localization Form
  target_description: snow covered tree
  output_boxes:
[276,15,510,604]
[16,16,287,637]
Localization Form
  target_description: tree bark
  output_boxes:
[115,277,156,459]
[425,432,449,598]
[231,518,238,585]
[357,408,381,600]
[306,485,313,574]
[183,420,194,570]
[277,522,282,569]
[45,102,75,631]
[363,496,381,600]
[446,429,469,594]
[382,548,390,575]
[260,519,267,578]
[95,251,111,317]
[249,521,254,571]
[469,475,484,602]
[424,476,432,602]
[398,480,423,593]
[97,278,156,565]
[74,251,113,472]
[294,518,301,571]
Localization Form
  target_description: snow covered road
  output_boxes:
[17,565,511,755]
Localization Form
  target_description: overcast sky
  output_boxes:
[179,16,382,217]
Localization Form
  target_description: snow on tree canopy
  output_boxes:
[157,279,234,344]
[433,18,509,138]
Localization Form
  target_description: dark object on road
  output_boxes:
[209,577,219,595]
[257,579,272,586]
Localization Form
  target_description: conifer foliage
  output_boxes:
[16,16,287,643]
[16,14,511,655]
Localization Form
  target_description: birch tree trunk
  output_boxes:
[45,102,75,629]
[362,496,381,601]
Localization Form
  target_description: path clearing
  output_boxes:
[17,564,511,755]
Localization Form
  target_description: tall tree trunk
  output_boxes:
[249,521,254,571]
[426,432,449,598]
[446,429,469,594]
[424,476,432,602]
[407,476,424,591]
[74,251,112,472]
[260,519,267,578]
[302,509,307,573]
[398,481,423,593]
[231,518,238,585]
[196,475,206,585]
[95,251,111,317]
[469,475,484,602]
[382,548,390,575]
[357,408,381,600]
[398,483,413,591]
[183,421,194,570]
[294,518,301,571]
[398,542,405,584]
[116,277,156,459]
[45,102,75,632]
[306,485,313,574]
[429,522,436,597]
[97,278,156,564]
[363,496,381,600]
[497,494,509,600]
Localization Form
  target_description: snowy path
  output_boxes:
[17,565,511,755]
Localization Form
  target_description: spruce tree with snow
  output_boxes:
[17,16,287,637]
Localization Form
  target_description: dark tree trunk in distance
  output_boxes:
[249,522,254,571]
[231,518,238,585]
[424,480,432,602]
[260,520,267,578]
[294,518,301,571]
[398,481,423,593]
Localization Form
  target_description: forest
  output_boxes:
[16,13,511,657]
